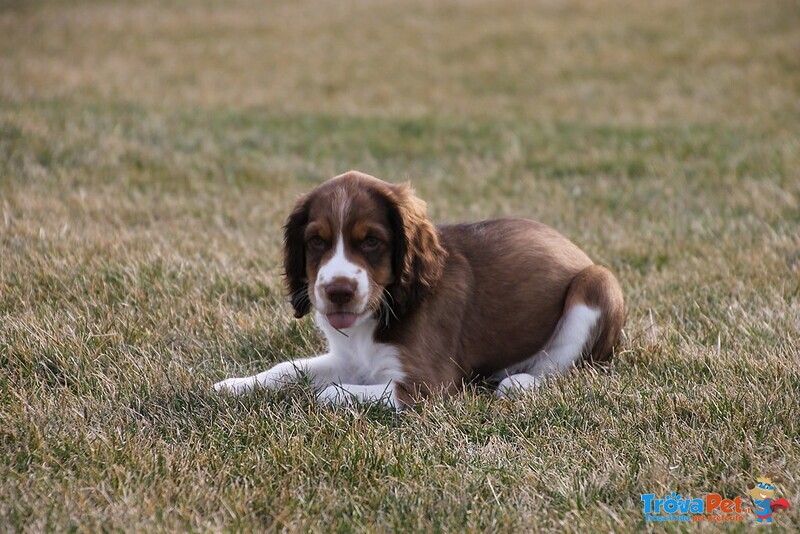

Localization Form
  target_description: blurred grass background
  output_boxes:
[1,0,799,531]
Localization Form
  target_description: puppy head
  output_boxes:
[283,171,445,329]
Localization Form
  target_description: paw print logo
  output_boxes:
[747,474,791,524]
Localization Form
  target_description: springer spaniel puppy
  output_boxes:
[214,171,624,409]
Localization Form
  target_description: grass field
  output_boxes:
[2,0,799,531]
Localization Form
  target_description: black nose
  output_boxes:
[325,282,355,305]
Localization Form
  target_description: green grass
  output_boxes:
[1,0,799,531]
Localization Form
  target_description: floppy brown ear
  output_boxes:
[283,194,312,318]
[385,182,446,317]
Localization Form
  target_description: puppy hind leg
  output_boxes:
[495,304,600,399]
[494,264,624,399]
[570,264,625,363]
[528,264,625,378]
[528,304,601,378]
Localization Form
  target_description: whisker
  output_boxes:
[382,289,399,321]
[379,288,399,327]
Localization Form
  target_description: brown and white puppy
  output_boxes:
[214,171,625,409]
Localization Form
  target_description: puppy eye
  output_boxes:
[307,236,326,250]
[361,236,380,251]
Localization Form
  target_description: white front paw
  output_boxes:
[495,374,543,399]
[213,377,257,395]
[317,385,349,406]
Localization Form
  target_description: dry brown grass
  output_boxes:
[2,0,799,125]
[1,0,799,531]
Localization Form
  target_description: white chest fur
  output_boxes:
[315,312,405,385]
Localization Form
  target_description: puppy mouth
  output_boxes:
[326,311,358,329]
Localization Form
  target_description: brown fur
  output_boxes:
[563,264,626,363]
[283,171,625,404]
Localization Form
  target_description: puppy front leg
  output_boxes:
[317,382,399,410]
[214,353,341,395]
